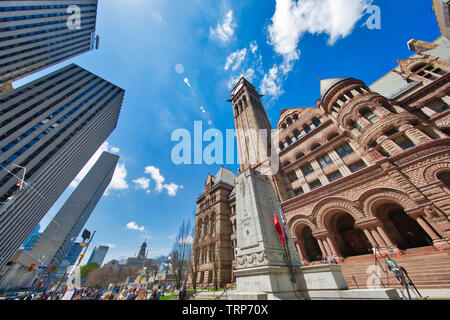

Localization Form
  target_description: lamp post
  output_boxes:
[162,255,171,295]
[9,164,26,191]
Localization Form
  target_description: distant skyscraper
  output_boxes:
[0,66,125,270]
[87,245,109,266]
[125,241,148,266]
[0,0,99,95]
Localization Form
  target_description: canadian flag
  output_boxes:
[16,179,23,187]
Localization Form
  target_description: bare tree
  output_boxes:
[171,219,192,289]
[190,243,200,290]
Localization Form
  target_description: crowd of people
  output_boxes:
[10,284,183,301]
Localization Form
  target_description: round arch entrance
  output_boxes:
[298,226,322,262]
[377,204,434,250]
[330,212,372,257]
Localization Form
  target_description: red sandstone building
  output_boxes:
[191,36,450,289]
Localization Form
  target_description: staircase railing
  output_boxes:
[215,283,235,300]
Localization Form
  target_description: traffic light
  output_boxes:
[82,229,91,242]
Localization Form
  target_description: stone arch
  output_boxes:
[423,162,450,184]
[311,197,364,230]
[289,215,317,234]
[358,187,417,218]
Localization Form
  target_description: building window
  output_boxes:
[349,160,367,173]
[327,170,343,182]
[312,118,321,127]
[327,132,339,141]
[303,124,311,133]
[438,172,450,188]
[318,154,333,167]
[279,143,285,151]
[301,163,314,176]
[350,120,363,132]
[286,137,293,146]
[393,135,415,150]
[310,143,321,151]
[336,142,354,158]
[384,128,399,137]
[293,129,302,140]
[287,118,293,125]
[293,187,304,196]
[360,109,379,123]
[309,180,322,190]
[288,172,298,183]
[379,147,391,157]
[428,99,449,113]
[296,152,305,160]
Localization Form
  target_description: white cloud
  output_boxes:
[144,166,183,196]
[260,65,284,98]
[126,221,145,232]
[184,78,191,88]
[133,177,150,191]
[104,163,129,196]
[268,0,371,74]
[227,68,255,89]
[250,41,258,54]
[164,183,184,197]
[110,147,120,153]
[224,48,247,71]
[210,10,236,43]
[152,11,163,24]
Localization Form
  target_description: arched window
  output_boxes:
[283,161,291,167]
[234,105,239,116]
[382,102,398,114]
[310,143,321,151]
[360,109,379,123]
[349,120,363,132]
[296,152,305,160]
[327,132,339,141]
[286,117,293,126]
[293,114,299,121]
[410,63,427,73]
[438,172,450,188]
[281,123,287,130]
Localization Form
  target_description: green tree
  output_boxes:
[80,262,100,279]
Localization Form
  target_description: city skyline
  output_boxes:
[9,0,442,265]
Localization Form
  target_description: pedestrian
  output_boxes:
[149,288,159,300]
[329,254,337,264]
[156,285,162,300]
[126,287,138,300]
[322,255,329,264]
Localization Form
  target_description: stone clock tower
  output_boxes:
[230,77,289,201]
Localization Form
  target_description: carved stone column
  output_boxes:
[416,216,450,250]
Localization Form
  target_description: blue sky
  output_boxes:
[14,0,440,264]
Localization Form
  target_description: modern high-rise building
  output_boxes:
[65,242,82,264]
[21,224,41,251]
[87,245,109,266]
[0,64,125,270]
[0,0,99,95]
[0,152,119,289]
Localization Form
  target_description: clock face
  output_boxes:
[232,82,243,96]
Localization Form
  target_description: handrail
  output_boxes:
[215,283,235,300]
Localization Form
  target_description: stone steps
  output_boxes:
[341,247,450,290]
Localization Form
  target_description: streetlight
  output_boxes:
[162,255,171,295]
[9,164,26,191]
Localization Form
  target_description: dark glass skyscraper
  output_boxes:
[0,0,99,95]
[0,64,124,270]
